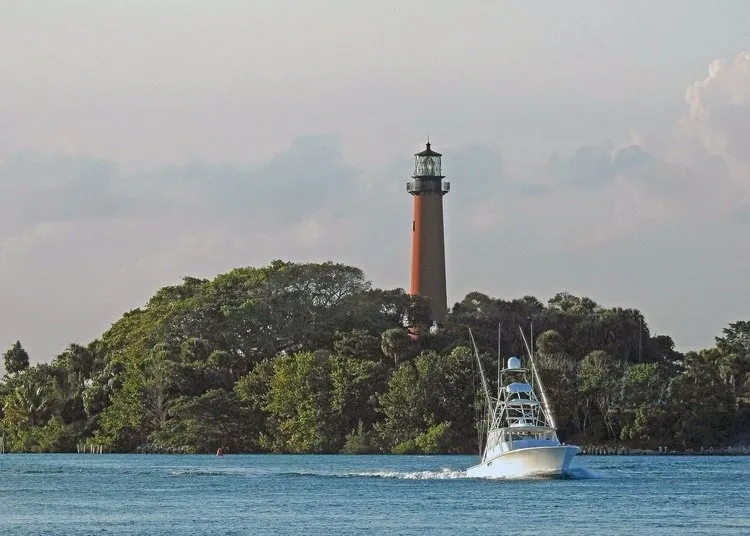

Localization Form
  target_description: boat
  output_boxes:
[466,325,580,478]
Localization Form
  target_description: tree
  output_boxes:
[4,341,30,375]
[665,351,736,448]
[180,337,212,364]
[5,257,743,454]
[647,335,683,365]
[714,352,750,401]
[714,321,750,399]
[450,292,499,321]
[0,365,66,452]
[234,357,276,446]
[380,328,412,367]
[375,349,474,453]
[577,350,622,439]
[55,343,95,380]
[329,356,386,451]
[2,368,61,427]
[333,329,382,360]
[548,293,599,315]
[262,351,336,453]
[716,321,750,358]
[142,358,181,433]
[150,389,256,453]
[92,360,149,451]
[618,362,669,444]
[536,329,565,356]
[533,339,579,438]
[341,420,373,454]
[406,295,432,329]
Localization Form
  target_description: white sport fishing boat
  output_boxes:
[466,326,580,479]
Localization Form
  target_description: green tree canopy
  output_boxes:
[4,341,30,376]
[1,260,745,453]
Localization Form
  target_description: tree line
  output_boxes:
[1,260,748,453]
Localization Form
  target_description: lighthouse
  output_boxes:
[407,141,450,324]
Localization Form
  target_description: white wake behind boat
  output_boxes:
[466,326,580,479]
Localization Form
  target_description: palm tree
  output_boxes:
[3,376,60,427]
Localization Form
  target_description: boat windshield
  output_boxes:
[506,382,532,393]
[508,431,554,441]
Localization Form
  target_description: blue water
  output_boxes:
[0,454,748,535]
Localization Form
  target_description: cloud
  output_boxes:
[456,143,681,246]
[467,50,750,249]
[0,137,367,361]
[3,50,750,361]
[138,135,360,224]
[681,49,750,194]
[493,51,750,246]
[544,144,654,189]
[0,135,358,227]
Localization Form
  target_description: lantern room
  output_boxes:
[413,142,444,177]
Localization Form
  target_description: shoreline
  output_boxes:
[578,445,750,456]
[4,447,750,456]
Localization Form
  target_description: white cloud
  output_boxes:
[681,49,750,194]
[3,51,750,360]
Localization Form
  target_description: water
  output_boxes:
[0,454,748,535]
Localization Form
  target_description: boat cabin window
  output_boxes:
[509,432,547,441]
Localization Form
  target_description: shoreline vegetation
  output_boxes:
[67,443,750,456]
[1,261,749,455]
[66,439,750,456]
[578,445,750,456]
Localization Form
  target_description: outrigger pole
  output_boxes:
[518,325,557,430]
[497,323,501,400]
[469,328,493,411]
[468,328,492,456]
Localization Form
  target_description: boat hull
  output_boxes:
[466,445,580,479]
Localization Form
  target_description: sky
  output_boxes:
[1,0,749,361]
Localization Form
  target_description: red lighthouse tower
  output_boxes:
[407,141,450,324]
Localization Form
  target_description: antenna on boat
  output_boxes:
[519,323,535,375]
[518,324,557,430]
[497,323,501,400]
[530,319,534,359]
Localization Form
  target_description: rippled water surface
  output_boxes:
[0,454,748,535]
